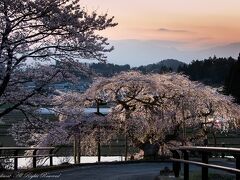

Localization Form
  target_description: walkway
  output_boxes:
[20,160,236,180]
[34,162,174,180]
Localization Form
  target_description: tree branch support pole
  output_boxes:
[77,135,81,164]
[14,150,19,171]
[124,111,129,162]
[32,149,37,168]
[97,137,101,163]
[73,135,77,164]
[97,124,101,163]
[96,99,103,163]
[49,149,54,166]
[125,134,128,161]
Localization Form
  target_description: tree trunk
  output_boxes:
[139,142,160,160]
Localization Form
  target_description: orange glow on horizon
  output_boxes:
[81,0,240,48]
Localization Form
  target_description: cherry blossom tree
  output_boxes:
[11,91,111,164]
[0,0,117,118]
[84,72,240,158]
[11,72,240,160]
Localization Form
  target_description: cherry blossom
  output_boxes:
[0,0,117,118]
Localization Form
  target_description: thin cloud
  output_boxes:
[193,37,212,41]
[158,28,192,33]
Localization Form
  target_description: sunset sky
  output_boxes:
[81,0,240,65]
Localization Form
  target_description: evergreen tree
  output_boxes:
[224,54,240,103]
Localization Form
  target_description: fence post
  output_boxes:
[171,150,181,177]
[182,150,189,180]
[235,155,240,180]
[221,143,225,158]
[32,149,37,168]
[14,150,18,171]
[202,151,208,180]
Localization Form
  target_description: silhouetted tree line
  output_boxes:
[90,59,184,76]
[178,56,235,85]
[90,62,172,76]
[90,63,131,77]
[178,55,240,103]
[133,64,173,74]
[223,54,240,103]
[132,64,172,74]
[132,59,185,74]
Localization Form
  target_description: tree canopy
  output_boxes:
[84,72,240,152]
[11,72,240,157]
[0,0,117,118]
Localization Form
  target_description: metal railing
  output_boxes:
[0,147,55,170]
[171,146,240,180]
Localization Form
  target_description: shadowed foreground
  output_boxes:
[32,163,174,180]
[18,160,236,180]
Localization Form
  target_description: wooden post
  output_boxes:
[202,151,208,180]
[77,137,81,164]
[96,100,100,116]
[171,150,181,178]
[97,138,101,163]
[97,126,101,163]
[73,135,77,164]
[76,135,80,164]
[95,99,107,163]
[32,149,37,168]
[14,150,18,171]
[183,150,189,180]
[235,155,240,180]
[221,143,225,158]
[125,134,128,161]
[49,149,54,166]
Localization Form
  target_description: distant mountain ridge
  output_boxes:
[156,59,186,71]
[133,59,186,73]
[108,40,240,65]
[89,59,185,77]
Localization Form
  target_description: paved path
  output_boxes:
[20,160,236,180]
[30,163,174,180]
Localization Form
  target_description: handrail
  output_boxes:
[0,147,55,150]
[178,146,240,153]
[0,146,56,170]
[171,158,240,174]
[171,146,240,180]
[0,154,55,159]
